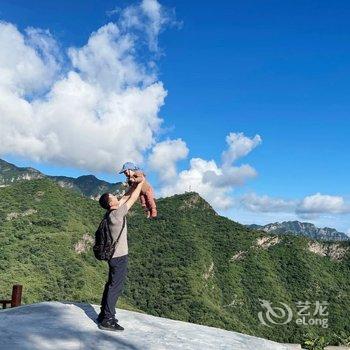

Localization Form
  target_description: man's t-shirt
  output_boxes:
[107,204,129,258]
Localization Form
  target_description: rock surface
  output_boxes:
[0,301,291,350]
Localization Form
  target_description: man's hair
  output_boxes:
[99,193,111,210]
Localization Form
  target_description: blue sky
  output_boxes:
[1,0,349,232]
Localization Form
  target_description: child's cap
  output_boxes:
[118,162,138,173]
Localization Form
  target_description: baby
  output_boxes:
[119,162,157,219]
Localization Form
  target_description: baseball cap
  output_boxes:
[118,162,138,174]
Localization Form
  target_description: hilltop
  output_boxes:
[0,179,349,346]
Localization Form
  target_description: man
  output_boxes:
[97,177,144,331]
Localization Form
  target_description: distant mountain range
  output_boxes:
[1,158,348,242]
[248,221,349,241]
[0,159,122,198]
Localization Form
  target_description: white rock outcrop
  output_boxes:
[0,301,292,350]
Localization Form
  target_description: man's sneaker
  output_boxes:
[96,314,118,324]
[98,318,124,332]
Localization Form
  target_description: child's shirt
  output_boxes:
[127,170,151,194]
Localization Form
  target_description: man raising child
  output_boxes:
[119,162,157,219]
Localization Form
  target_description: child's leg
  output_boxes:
[139,194,147,209]
[145,188,157,218]
[139,194,150,217]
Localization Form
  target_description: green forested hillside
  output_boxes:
[0,179,349,346]
[0,179,108,304]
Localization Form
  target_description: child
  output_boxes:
[118,162,157,219]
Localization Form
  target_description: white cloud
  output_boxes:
[153,133,261,209]
[240,193,296,213]
[106,7,121,17]
[119,0,176,53]
[296,193,350,215]
[0,22,60,95]
[222,132,261,166]
[148,139,188,181]
[160,157,235,209]
[68,23,156,92]
[0,1,170,172]
[203,164,257,188]
[200,132,261,191]
[141,0,166,52]
[239,192,350,220]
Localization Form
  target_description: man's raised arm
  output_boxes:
[118,187,132,206]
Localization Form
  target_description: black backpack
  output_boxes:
[93,210,126,261]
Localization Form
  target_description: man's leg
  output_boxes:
[103,254,128,320]
[99,268,112,319]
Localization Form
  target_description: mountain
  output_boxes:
[0,158,44,184]
[49,175,122,199]
[247,221,349,241]
[0,179,349,347]
[0,302,290,350]
[0,158,122,198]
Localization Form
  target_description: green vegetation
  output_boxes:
[0,179,349,346]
